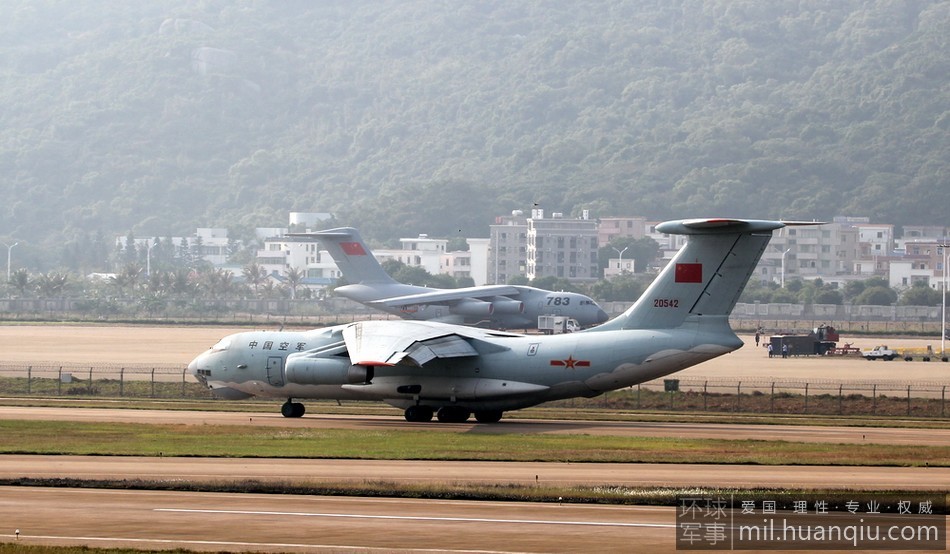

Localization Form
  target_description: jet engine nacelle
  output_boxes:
[490,298,524,315]
[284,356,352,386]
[346,364,374,384]
[450,299,494,317]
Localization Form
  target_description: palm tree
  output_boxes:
[285,266,305,300]
[201,268,234,299]
[34,272,69,297]
[242,262,267,295]
[9,268,31,297]
[109,263,142,297]
[169,268,198,298]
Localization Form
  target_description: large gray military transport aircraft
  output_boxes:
[190,218,809,423]
[289,227,609,329]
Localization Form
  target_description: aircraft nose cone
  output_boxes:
[187,353,207,385]
[596,308,609,323]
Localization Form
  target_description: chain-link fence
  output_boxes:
[607,378,950,418]
[0,362,206,399]
[2,362,948,418]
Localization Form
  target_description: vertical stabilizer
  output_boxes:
[303,228,397,285]
[595,219,787,331]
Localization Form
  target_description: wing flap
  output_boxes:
[343,320,483,367]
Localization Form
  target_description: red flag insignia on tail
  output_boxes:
[340,242,367,255]
[675,263,703,283]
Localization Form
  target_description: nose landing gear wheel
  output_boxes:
[404,405,434,422]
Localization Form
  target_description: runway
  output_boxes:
[3,405,950,446]
[1,486,672,552]
[2,405,949,552]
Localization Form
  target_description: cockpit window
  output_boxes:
[210,337,231,352]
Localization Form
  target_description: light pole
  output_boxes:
[939,244,949,357]
[4,242,17,282]
[612,246,629,276]
[780,248,791,288]
[146,239,154,277]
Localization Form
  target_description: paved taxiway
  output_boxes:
[2,454,948,491]
[3,405,950,446]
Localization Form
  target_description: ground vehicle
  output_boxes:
[768,325,839,356]
[862,345,898,361]
[537,315,579,334]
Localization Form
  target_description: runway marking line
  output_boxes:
[0,534,515,553]
[156,507,676,528]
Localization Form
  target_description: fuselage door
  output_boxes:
[266,356,284,387]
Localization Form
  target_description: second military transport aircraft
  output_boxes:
[289,227,609,329]
[190,218,806,423]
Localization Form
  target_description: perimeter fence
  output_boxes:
[584,378,950,419]
[0,362,206,399]
[1,362,949,418]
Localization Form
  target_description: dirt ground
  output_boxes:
[0,324,948,382]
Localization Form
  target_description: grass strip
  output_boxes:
[2,477,946,511]
[2,397,949,430]
[0,420,947,466]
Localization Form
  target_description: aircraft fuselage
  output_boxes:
[336,283,607,329]
[189,318,741,412]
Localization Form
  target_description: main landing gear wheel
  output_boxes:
[281,399,306,418]
[474,410,503,424]
[436,406,471,423]
[404,405,434,422]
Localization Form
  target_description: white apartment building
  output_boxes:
[526,209,599,282]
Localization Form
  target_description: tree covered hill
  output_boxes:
[1,0,948,270]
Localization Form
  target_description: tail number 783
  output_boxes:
[653,298,679,308]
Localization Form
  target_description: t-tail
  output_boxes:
[595,218,810,332]
[301,227,397,285]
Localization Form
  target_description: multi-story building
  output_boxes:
[116,227,234,270]
[442,238,489,285]
[526,209,599,282]
[257,235,338,285]
[900,225,949,245]
[488,211,528,285]
[371,235,447,276]
[597,216,647,247]
[889,242,950,291]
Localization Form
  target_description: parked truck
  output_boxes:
[862,345,899,361]
[769,325,840,356]
[538,315,579,334]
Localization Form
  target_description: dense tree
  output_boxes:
[899,282,943,307]
[854,286,898,306]
[0,1,947,273]
[598,237,660,275]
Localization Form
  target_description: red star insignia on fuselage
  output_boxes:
[550,356,591,369]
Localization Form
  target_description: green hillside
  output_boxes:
[1,0,948,270]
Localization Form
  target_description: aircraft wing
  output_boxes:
[364,285,522,308]
[342,320,512,367]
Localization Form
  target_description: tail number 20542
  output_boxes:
[653,298,679,308]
